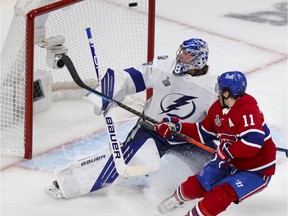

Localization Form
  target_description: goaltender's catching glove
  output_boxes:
[153,117,182,139]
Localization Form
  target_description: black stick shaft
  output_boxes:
[61,55,288,156]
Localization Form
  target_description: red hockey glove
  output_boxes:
[154,117,182,139]
[215,142,232,161]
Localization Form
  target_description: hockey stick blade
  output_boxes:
[114,158,151,177]
[121,165,151,177]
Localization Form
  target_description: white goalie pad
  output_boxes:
[51,138,160,198]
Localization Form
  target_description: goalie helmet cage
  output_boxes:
[0,0,155,159]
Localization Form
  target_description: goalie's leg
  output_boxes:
[46,138,160,199]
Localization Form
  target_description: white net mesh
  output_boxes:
[0,0,151,157]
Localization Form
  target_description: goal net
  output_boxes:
[0,0,155,159]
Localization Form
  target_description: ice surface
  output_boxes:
[1,0,287,215]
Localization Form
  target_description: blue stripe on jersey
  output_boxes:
[262,123,271,139]
[247,160,276,172]
[241,130,265,148]
[124,67,146,92]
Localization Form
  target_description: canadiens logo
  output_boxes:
[162,76,171,86]
[159,93,197,120]
[215,115,222,127]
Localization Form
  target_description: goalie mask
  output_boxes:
[174,38,209,74]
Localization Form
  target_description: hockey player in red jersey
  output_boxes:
[154,71,277,215]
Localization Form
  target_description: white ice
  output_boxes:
[1,0,287,215]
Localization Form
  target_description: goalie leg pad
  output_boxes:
[49,138,160,198]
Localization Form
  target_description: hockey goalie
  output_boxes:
[46,37,217,199]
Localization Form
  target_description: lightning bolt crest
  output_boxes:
[160,95,197,114]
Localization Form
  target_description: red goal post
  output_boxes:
[0,0,155,159]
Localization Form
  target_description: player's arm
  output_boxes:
[85,62,153,114]
[181,112,218,144]
[154,102,218,143]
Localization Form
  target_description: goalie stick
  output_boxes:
[60,54,214,154]
[85,27,151,176]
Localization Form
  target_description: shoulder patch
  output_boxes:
[157,55,168,60]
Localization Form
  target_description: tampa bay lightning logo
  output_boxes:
[160,93,197,120]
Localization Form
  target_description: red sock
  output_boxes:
[180,175,207,200]
[198,183,238,215]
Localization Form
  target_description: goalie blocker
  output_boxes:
[45,138,160,199]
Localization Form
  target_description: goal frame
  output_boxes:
[23,0,155,159]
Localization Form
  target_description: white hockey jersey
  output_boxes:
[86,55,218,123]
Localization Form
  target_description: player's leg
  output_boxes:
[157,175,207,214]
[188,170,272,215]
[187,183,238,216]
[157,160,230,214]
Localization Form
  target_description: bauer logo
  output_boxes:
[80,154,106,166]
[106,117,121,159]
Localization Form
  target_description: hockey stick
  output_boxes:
[61,54,214,154]
[61,50,288,156]
[85,28,151,176]
[276,147,288,158]
[63,55,288,156]
[62,51,287,158]
[140,121,288,157]
[86,27,100,84]
[62,55,288,156]
[139,121,215,153]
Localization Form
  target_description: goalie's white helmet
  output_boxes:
[174,38,209,74]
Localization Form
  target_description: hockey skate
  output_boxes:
[157,193,184,214]
[45,180,65,199]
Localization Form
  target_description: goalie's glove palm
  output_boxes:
[154,117,182,139]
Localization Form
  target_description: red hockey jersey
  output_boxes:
[181,94,276,176]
